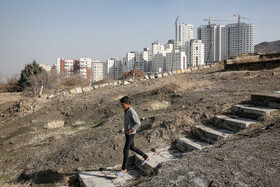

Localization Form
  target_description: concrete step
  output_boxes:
[175,137,209,152]
[134,149,180,176]
[192,125,234,144]
[78,147,181,186]
[214,115,258,132]
[79,167,141,187]
[231,104,279,120]
[251,93,280,109]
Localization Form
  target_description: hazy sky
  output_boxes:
[0,0,279,74]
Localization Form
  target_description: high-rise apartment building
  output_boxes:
[114,60,123,79]
[176,23,194,46]
[104,58,116,79]
[78,58,92,81]
[226,23,254,57]
[166,51,187,71]
[141,48,152,72]
[91,61,104,82]
[186,39,205,67]
[198,22,254,62]
[197,25,227,63]
[56,58,79,75]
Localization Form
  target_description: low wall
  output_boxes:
[224,59,280,71]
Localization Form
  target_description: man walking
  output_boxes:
[117,96,150,176]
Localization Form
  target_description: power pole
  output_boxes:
[233,14,250,56]
[172,16,179,72]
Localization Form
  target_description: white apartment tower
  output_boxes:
[105,58,116,79]
[141,48,152,72]
[114,60,122,79]
[79,58,92,81]
[226,23,254,57]
[122,51,144,73]
[176,23,194,46]
[151,41,165,56]
[123,52,135,73]
[152,53,166,72]
[91,62,104,82]
[197,25,227,63]
[186,39,205,67]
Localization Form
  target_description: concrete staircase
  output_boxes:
[79,92,280,187]
[175,92,280,153]
[79,146,182,187]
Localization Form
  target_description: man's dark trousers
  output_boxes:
[122,133,148,170]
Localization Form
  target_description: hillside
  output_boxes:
[0,63,280,186]
[255,40,280,54]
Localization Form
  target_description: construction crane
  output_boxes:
[172,15,179,72]
[233,14,250,55]
[202,17,233,64]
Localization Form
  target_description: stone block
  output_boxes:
[172,70,177,74]
[39,94,48,100]
[231,104,279,120]
[176,70,181,74]
[149,75,155,79]
[157,73,163,78]
[75,87,83,93]
[70,89,77,94]
[47,94,55,99]
[45,120,64,129]
[88,85,94,90]
[163,72,169,77]
[144,75,150,79]
[123,81,129,85]
[251,93,280,109]
[168,71,172,75]
[176,138,209,152]
[82,86,90,92]
[93,85,99,89]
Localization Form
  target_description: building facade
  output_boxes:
[91,62,104,82]
[104,58,116,79]
[78,58,92,81]
[176,23,194,46]
[56,58,78,75]
[226,23,254,57]
[166,51,187,71]
[186,39,205,67]
[197,25,227,63]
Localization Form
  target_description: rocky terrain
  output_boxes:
[0,62,280,186]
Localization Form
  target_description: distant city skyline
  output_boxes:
[1,0,279,74]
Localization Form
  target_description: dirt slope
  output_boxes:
[136,118,280,187]
[0,63,280,186]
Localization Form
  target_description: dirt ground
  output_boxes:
[0,62,280,186]
[135,118,280,186]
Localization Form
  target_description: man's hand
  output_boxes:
[125,129,134,135]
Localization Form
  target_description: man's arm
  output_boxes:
[130,110,141,132]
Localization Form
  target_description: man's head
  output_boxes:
[120,96,131,110]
